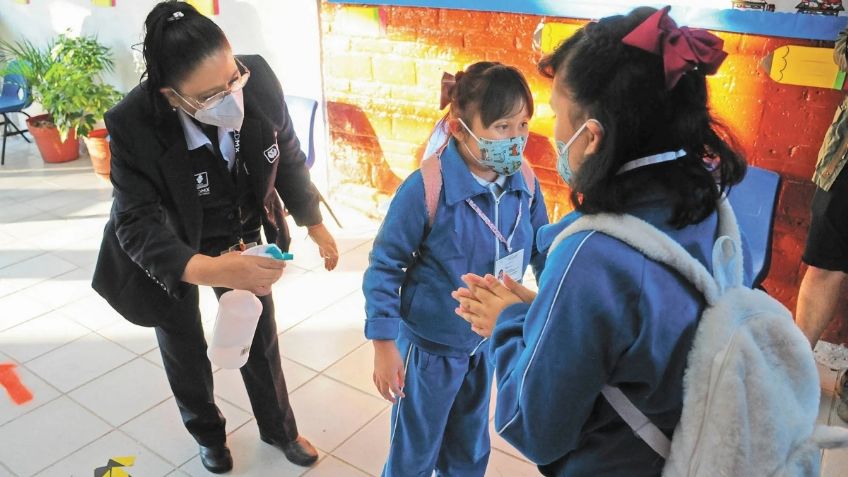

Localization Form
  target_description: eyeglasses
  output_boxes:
[171,58,250,111]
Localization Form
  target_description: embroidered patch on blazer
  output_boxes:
[264,143,280,163]
[195,172,210,196]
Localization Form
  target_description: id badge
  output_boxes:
[494,249,524,282]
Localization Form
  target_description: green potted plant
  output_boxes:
[0,34,122,165]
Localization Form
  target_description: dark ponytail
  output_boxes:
[142,0,229,115]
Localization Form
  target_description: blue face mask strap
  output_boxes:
[616,149,687,175]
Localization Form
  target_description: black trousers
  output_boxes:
[155,288,298,447]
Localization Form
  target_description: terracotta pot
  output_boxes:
[26,114,79,163]
[83,128,111,180]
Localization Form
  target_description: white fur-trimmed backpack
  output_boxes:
[550,199,848,476]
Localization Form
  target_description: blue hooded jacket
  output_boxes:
[491,192,753,476]
[363,138,549,356]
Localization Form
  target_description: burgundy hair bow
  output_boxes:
[621,6,727,90]
[439,71,464,110]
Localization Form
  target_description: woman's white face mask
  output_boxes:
[188,89,245,131]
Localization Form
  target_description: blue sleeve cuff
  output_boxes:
[365,317,401,340]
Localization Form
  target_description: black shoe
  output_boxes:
[199,444,233,474]
[260,434,318,467]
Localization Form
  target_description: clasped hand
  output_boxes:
[452,273,536,338]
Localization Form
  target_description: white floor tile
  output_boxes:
[0,360,60,426]
[44,240,102,274]
[333,408,390,477]
[50,197,112,220]
[26,332,136,392]
[287,234,373,272]
[180,422,313,477]
[35,429,175,477]
[818,362,841,396]
[97,318,160,355]
[272,270,363,333]
[305,455,370,477]
[289,375,388,452]
[0,292,52,332]
[281,358,319,393]
[122,397,252,468]
[0,200,49,224]
[59,294,123,331]
[818,393,835,426]
[213,357,316,414]
[280,292,367,371]
[822,447,848,477]
[489,419,530,463]
[143,347,165,369]
[1,213,64,243]
[485,448,541,477]
[0,309,89,363]
[0,358,60,425]
[0,248,45,272]
[70,358,172,426]
[0,253,77,298]
[30,216,107,252]
[0,396,110,476]
[325,342,381,399]
[213,367,253,414]
[19,266,93,311]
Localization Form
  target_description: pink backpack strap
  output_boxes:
[421,144,448,227]
[520,159,537,208]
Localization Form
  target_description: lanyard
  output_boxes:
[465,196,522,254]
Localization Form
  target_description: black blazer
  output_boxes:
[92,55,322,327]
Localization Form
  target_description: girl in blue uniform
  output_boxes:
[454,7,750,477]
[362,62,549,476]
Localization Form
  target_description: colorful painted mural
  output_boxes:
[320,2,848,343]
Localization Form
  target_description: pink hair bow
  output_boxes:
[622,6,728,90]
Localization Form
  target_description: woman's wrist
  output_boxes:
[182,253,215,286]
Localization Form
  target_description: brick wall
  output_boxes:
[320,2,847,344]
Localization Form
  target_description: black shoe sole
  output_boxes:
[259,435,318,467]
[200,459,232,474]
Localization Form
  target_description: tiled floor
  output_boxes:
[0,137,846,476]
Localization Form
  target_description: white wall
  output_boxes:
[0,0,329,189]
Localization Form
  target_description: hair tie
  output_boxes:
[439,71,456,110]
[621,6,727,90]
[167,11,184,22]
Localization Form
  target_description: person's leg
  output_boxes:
[156,301,227,447]
[799,168,848,346]
[212,288,298,443]
[435,352,492,477]
[382,338,466,477]
[796,265,848,346]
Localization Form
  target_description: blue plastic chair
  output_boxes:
[0,64,33,166]
[284,94,341,227]
[726,165,781,288]
[285,95,318,169]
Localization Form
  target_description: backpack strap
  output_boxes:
[549,209,720,304]
[421,144,449,227]
[422,147,537,227]
[549,198,743,460]
[601,385,671,458]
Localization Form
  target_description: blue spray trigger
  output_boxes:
[243,244,293,261]
[264,244,293,261]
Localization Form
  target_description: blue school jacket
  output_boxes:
[491,191,753,476]
[363,138,548,355]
